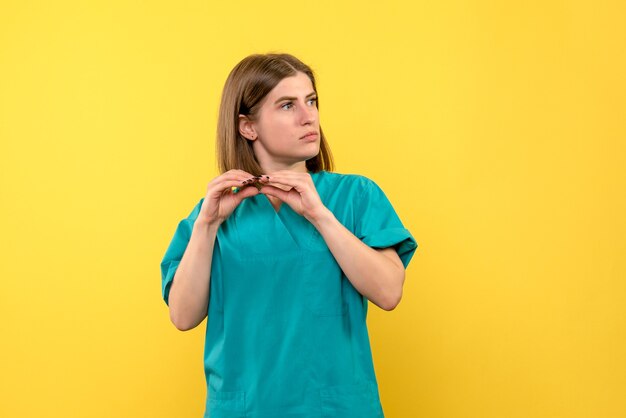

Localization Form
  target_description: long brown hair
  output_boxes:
[216,53,334,175]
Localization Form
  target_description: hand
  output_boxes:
[198,170,269,226]
[259,170,328,222]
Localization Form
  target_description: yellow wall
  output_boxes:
[1,1,624,417]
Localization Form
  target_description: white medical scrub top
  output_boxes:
[161,170,418,418]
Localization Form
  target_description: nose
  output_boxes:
[299,101,316,125]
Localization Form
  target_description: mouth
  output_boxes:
[300,131,319,140]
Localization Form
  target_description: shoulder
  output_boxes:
[313,170,378,195]
[181,197,204,224]
[312,171,387,216]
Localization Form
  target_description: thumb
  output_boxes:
[234,185,259,202]
[259,185,290,201]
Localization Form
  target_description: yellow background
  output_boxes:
[1,0,624,417]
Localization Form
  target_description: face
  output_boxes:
[239,71,320,171]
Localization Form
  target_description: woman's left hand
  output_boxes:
[259,170,328,222]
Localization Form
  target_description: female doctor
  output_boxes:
[160,52,418,418]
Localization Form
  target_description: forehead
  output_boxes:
[267,72,314,98]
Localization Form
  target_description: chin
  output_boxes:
[295,153,319,164]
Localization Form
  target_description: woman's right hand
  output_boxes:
[197,169,268,226]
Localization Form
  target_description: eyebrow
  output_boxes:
[274,91,317,105]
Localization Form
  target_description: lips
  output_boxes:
[300,131,318,139]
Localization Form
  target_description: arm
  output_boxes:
[257,171,409,311]
[310,208,406,311]
[165,170,263,331]
[167,220,219,331]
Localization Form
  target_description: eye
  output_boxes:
[281,102,293,110]
[308,97,318,106]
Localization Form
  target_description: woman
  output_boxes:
[160,53,418,418]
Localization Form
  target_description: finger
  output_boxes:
[233,185,259,201]
[221,169,260,181]
[232,176,270,195]
[240,176,261,186]
[209,179,256,195]
[259,185,291,201]
[240,175,270,188]
[264,176,308,194]
[208,171,255,189]
[212,171,247,183]
[263,170,310,185]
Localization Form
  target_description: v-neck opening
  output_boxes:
[232,170,326,257]
[264,194,284,214]
[260,170,322,215]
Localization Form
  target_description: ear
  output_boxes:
[238,114,258,141]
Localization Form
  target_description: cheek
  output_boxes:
[255,122,287,151]
[262,118,290,137]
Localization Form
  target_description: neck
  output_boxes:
[259,160,308,174]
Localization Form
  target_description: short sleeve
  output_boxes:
[355,177,418,269]
[160,198,204,306]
